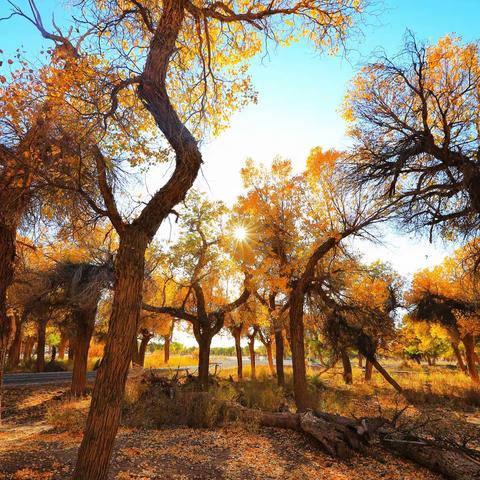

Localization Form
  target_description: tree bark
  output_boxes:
[463,334,479,383]
[23,337,34,362]
[289,283,310,411]
[198,335,212,388]
[341,349,353,385]
[74,230,148,479]
[0,221,17,420]
[265,341,275,376]
[58,334,67,360]
[138,330,152,367]
[248,331,256,380]
[163,334,170,364]
[131,335,140,365]
[233,328,243,379]
[50,345,57,363]
[274,329,285,386]
[7,314,22,370]
[358,353,364,368]
[365,360,373,381]
[71,308,96,396]
[35,318,48,373]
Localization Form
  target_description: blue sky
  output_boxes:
[2,1,478,345]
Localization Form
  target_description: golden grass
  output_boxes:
[143,351,198,369]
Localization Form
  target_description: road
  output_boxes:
[3,356,292,387]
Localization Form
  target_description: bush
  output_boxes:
[124,383,236,429]
[44,360,68,372]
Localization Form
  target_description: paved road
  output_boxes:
[3,356,294,387]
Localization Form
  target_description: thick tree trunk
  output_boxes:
[35,318,48,373]
[248,333,256,380]
[68,334,75,361]
[233,330,243,379]
[0,221,17,420]
[131,335,140,365]
[198,335,212,388]
[463,334,479,383]
[7,315,22,370]
[138,331,151,367]
[163,334,170,364]
[71,308,96,396]
[289,285,310,411]
[58,334,67,360]
[341,349,353,385]
[452,342,466,372]
[365,360,373,381]
[74,231,148,479]
[274,329,285,386]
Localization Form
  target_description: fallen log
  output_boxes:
[224,403,480,478]
[381,435,480,480]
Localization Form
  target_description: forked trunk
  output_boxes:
[365,360,373,381]
[233,329,243,379]
[463,334,479,383]
[198,334,212,388]
[341,349,353,385]
[35,318,48,373]
[7,315,22,370]
[71,308,96,396]
[74,230,147,479]
[274,329,285,386]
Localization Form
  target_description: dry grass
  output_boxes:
[45,397,89,433]
[143,352,198,369]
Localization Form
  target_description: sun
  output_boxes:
[233,226,248,242]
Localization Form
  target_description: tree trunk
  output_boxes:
[71,308,96,396]
[138,331,151,367]
[358,353,364,368]
[365,360,373,381]
[248,333,256,380]
[163,334,170,364]
[50,345,57,363]
[341,349,353,385]
[426,355,432,366]
[463,334,479,383]
[233,329,243,379]
[131,335,140,365]
[23,337,34,362]
[370,357,402,392]
[274,329,285,386]
[74,230,148,479]
[265,341,275,375]
[0,221,17,420]
[198,334,212,388]
[58,335,67,360]
[7,315,22,370]
[35,318,47,373]
[289,285,310,411]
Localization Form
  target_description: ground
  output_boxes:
[1,360,479,480]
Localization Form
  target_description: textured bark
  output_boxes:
[35,318,48,373]
[463,334,479,383]
[74,230,148,479]
[341,349,353,385]
[71,308,96,396]
[274,329,285,386]
[131,335,141,365]
[7,314,22,370]
[365,360,373,381]
[198,335,212,388]
[58,335,67,360]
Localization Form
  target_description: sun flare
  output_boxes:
[233,226,247,242]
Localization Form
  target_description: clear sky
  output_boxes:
[2,1,479,346]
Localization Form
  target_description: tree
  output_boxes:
[344,33,480,239]
[144,192,250,387]
[8,1,369,476]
